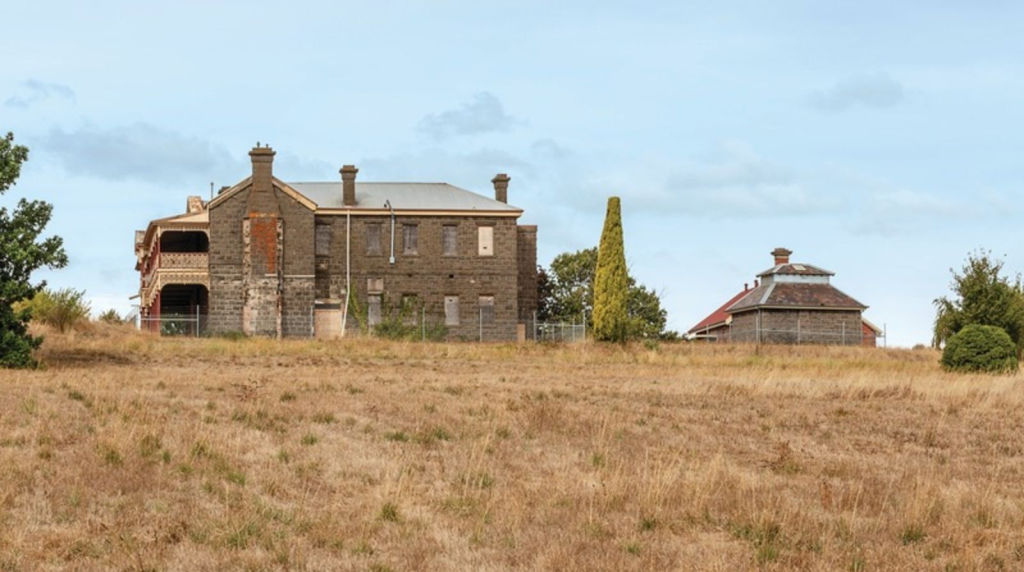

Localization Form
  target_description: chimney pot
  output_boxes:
[491,173,510,203]
[771,247,792,266]
[341,164,358,206]
[744,282,748,291]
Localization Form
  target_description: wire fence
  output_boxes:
[711,325,884,346]
[138,313,207,336]
[534,321,586,343]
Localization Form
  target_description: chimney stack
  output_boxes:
[772,247,792,266]
[341,165,358,207]
[248,144,278,214]
[249,144,275,194]
[492,173,510,203]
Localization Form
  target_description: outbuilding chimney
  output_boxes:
[492,173,510,203]
[341,165,358,207]
[772,247,792,266]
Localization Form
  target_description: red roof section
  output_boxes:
[688,287,751,334]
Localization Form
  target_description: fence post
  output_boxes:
[533,311,537,342]
[195,306,200,337]
[422,306,426,341]
[842,322,846,345]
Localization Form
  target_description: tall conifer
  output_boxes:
[593,197,628,342]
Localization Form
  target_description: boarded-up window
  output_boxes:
[478,226,493,256]
[442,225,458,256]
[367,295,382,326]
[479,295,495,324]
[444,296,459,326]
[403,224,418,255]
[315,223,332,256]
[367,277,383,294]
[366,223,382,256]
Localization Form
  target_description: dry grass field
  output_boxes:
[1,325,1023,571]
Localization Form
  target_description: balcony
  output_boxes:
[160,252,209,269]
[140,252,210,308]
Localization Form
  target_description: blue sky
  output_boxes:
[3,1,1023,347]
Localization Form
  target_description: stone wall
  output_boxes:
[208,182,316,337]
[314,214,524,340]
[208,187,247,334]
[729,309,864,345]
[516,225,538,322]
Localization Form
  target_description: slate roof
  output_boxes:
[289,182,521,212]
[727,282,866,313]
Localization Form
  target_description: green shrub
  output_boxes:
[98,309,125,324]
[941,324,1018,374]
[16,287,90,332]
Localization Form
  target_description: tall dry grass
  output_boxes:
[0,325,1022,570]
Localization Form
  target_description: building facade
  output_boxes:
[136,145,537,341]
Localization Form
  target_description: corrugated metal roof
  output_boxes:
[288,182,521,212]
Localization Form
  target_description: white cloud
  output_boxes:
[417,92,522,140]
[660,141,841,217]
[809,72,905,113]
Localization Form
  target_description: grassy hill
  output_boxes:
[1,326,1021,570]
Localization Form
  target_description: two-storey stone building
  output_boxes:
[135,145,537,341]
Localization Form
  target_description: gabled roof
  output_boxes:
[290,181,521,212]
[205,176,317,212]
[727,282,866,313]
[688,287,751,334]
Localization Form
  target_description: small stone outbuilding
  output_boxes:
[688,248,876,346]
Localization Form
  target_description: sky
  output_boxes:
[3,1,1023,347]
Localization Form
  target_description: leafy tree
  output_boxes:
[593,197,629,342]
[547,247,598,324]
[0,132,68,368]
[535,265,556,322]
[541,247,672,339]
[933,250,1024,356]
[941,324,1018,374]
[627,282,669,339]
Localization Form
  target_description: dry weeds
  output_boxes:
[1,325,1022,570]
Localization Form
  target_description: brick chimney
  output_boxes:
[492,173,510,203]
[341,165,358,206]
[772,247,792,266]
[248,144,277,214]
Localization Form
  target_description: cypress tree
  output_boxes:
[593,196,629,342]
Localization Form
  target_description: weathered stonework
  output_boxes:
[165,144,537,341]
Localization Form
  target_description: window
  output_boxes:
[367,295,382,326]
[366,223,382,256]
[478,226,493,256]
[367,278,383,294]
[403,224,418,255]
[442,225,458,256]
[479,295,495,324]
[315,223,331,256]
[444,296,459,326]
